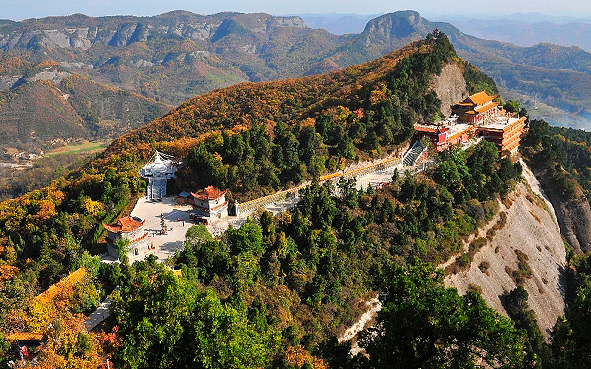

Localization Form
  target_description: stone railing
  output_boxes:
[236,157,401,215]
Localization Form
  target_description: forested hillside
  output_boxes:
[0,33,587,369]
[0,58,170,151]
[0,35,513,367]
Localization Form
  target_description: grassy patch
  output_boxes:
[506,249,533,286]
[46,140,109,156]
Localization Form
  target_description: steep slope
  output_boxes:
[446,178,566,338]
[528,167,591,254]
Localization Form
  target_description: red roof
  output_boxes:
[103,216,144,234]
[191,186,227,201]
[414,124,449,134]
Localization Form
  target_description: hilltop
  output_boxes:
[0,33,465,284]
[0,57,170,150]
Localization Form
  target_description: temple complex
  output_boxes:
[103,215,149,258]
[413,91,527,156]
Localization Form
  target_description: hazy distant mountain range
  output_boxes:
[2,9,591,152]
[297,13,382,35]
[448,18,591,51]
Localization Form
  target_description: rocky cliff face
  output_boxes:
[429,63,468,117]
[0,12,306,50]
[531,167,591,254]
[0,12,305,51]
[445,171,566,338]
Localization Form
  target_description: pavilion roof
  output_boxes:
[191,186,227,201]
[459,91,497,107]
[103,216,144,234]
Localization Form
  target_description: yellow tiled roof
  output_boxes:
[466,91,496,106]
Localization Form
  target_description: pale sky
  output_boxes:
[2,0,591,21]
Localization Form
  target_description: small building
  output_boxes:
[140,151,177,201]
[188,186,229,222]
[103,216,149,258]
[414,123,477,152]
[451,91,499,124]
[414,125,450,152]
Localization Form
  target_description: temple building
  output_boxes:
[187,186,229,221]
[140,151,177,201]
[103,215,149,258]
[414,117,477,153]
[451,91,499,124]
[412,90,527,157]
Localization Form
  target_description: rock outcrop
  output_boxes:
[532,167,591,254]
[430,63,468,117]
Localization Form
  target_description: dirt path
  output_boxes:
[338,297,381,354]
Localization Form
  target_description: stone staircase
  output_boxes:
[402,141,427,166]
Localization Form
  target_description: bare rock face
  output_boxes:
[554,196,591,254]
[445,180,566,338]
[0,13,307,52]
[532,167,591,254]
[430,63,468,117]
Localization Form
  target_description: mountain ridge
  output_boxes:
[1,10,590,130]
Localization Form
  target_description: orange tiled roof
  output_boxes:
[475,101,499,113]
[103,216,144,234]
[6,332,44,341]
[37,268,86,302]
[192,186,227,201]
